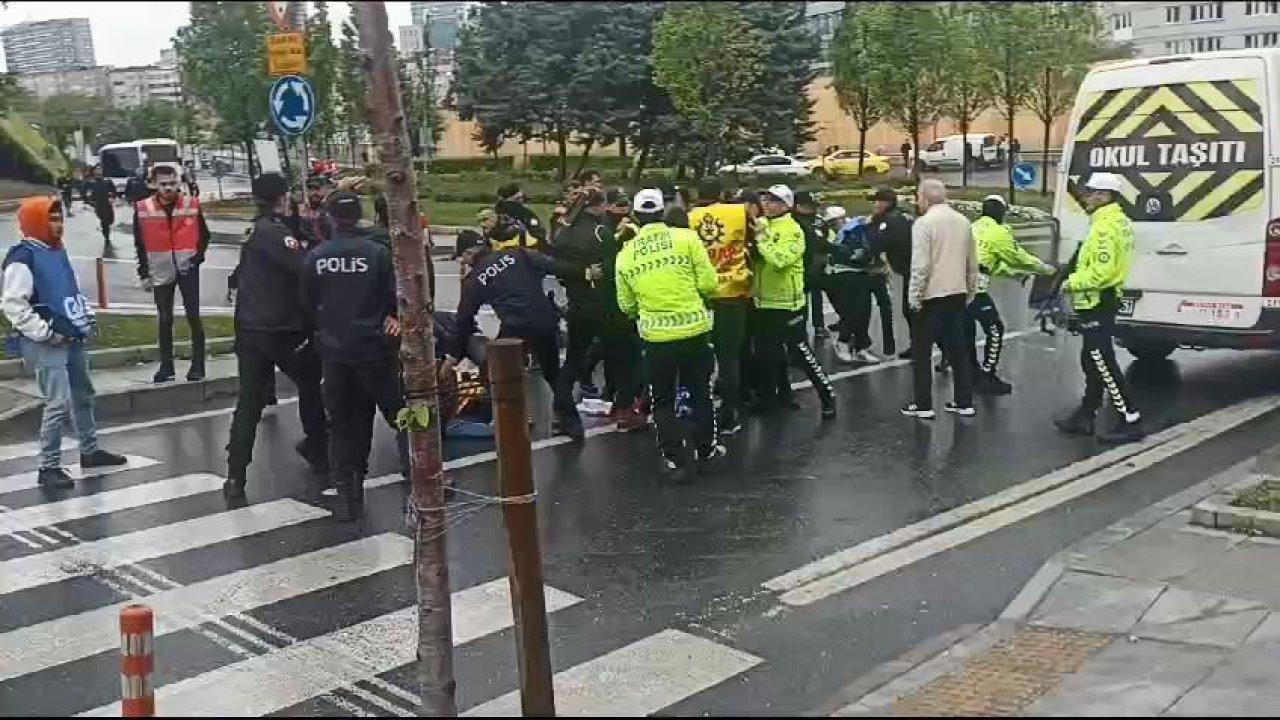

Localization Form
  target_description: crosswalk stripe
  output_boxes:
[0,455,161,495]
[0,473,225,535]
[0,533,412,682]
[0,499,330,595]
[79,578,583,717]
[462,629,763,717]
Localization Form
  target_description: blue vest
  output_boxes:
[3,241,92,339]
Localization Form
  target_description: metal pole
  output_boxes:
[95,257,108,309]
[488,339,556,716]
[352,3,455,716]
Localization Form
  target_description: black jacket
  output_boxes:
[233,213,311,334]
[453,248,572,357]
[795,212,827,288]
[549,213,624,322]
[84,178,116,214]
[496,200,546,243]
[868,208,914,277]
[301,228,397,363]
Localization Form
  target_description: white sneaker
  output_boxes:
[944,401,977,417]
[833,341,854,363]
[901,402,937,419]
[856,348,881,364]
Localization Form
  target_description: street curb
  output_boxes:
[1192,499,1280,537]
[827,456,1270,716]
[0,337,236,380]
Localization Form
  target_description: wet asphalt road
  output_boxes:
[4,260,1280,714]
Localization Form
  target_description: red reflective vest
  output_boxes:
[136,195,200,284]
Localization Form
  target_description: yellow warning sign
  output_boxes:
[267,32,307,76]
[1066,79,1265,222]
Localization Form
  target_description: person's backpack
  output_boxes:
[832,216,873,269]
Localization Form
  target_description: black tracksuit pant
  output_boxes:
[831,273,896,353]
[226,330,328,477]
[645,334,715,459]
[1077,307,1140,419]
[155,270,205,373]
[964,292,1005,375]
[910,294,973,410]
[753,308,835,408]
[709,298,750,415]
[556,313,641,410]
[323,357,409,477]
[498,325,577,416]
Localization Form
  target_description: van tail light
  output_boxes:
[1265,219,1280,296]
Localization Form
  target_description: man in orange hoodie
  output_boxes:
[1,197,127,487]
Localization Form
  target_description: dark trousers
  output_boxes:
[226,330,328,476]
[710,298,749,413]
[808,288,825,334]
[1077,308,1139,418]
[964,292,1005,375]
[95,208,113,247]
[498,325,576,415]
[555,313,641,410]
[900,275,916,341]
[910,294,973,409]
[154,270,204,371]
[645,334,715,459]
[753,308,835,407]
[324,357,409,476]
[834,273,896,353]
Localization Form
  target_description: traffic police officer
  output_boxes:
[224,173,329,499]
[1054,173,1145,444]
[967,195,1054,394]
[302,191,406,521]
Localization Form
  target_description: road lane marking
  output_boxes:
[462,629,763,717]
[0,455,160,495]
[0,473,226,535]
[79,578,583,717]
[0,533,412,682]
[775,393,1280,607]
[0,499,329,595]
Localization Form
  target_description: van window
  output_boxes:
[926,141,944,152]
[1066,79,1264,222]
[141,144,179,163]
[99,148,139,178]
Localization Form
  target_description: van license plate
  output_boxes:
[1118,292,1140,317]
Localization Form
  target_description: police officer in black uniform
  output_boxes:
[302,191,406,521]
[223,173,329,500]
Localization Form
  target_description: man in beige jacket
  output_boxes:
[902,179,977,419]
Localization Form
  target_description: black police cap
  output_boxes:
[252,173,289,201]
[326,190,363,221]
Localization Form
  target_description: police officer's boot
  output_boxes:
[334,471,361,522]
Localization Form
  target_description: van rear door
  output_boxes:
[1060,56,1270,326]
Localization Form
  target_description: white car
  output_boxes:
[918,134,1002,170]
[718,154,812,178]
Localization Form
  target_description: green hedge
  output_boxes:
[418,156,514,173]
[526,154,635,173]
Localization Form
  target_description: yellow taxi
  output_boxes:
[807,149,892,179]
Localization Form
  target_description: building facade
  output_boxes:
[15,65,109,101]
[108,64,182,108]
[1,18,96,74]
[1102,1,1280,55]
[399,24,426,55]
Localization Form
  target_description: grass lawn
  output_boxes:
[0,313,235,351]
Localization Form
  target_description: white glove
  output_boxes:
[457,357,480,375]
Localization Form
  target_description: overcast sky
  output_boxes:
[0,1,414,72]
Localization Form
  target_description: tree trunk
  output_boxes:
[1041,69,1052,196]
[856,125,867,176]
[556,124,568,182]
[618,135,626,158]
[1007,98,1016,205]
[352,4,456,716]
[631,140,651,186]
[243,139,257,178]
[573,136,595,177]
[960,112,969,188]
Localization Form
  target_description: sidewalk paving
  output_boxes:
[835,448,1280,717]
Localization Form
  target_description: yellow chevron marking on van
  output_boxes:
[1232,78,1260,103]
[1117,175,1139,205]
[1183,171,1261,222]
[1143,122,1176,138]
[1168,171,1216,205]
[1187,83,1262,131]
[1077,88,1142,141]
[1140,172,1172,186]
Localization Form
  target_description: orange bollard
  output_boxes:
[119,605,154,717]
[95,257,108,310]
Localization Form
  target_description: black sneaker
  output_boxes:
[695,444,727,473]
[944,401,977,417]
[294,439,329,474]
[80,449,128,468]
[265,395,279,407]
[222,475,247,499]
[186,365,206,382]
[153,366,176,383]
[663,454,692,485]
[553,412,585,441]
[717,408,743,436]
[821,399,837,419]
[1053,406,1096,436]
[973,373,1013,395]
[37,467,74,489]
[1098,419,1147,445]
[901,402,936,419]
[813,328,830,340]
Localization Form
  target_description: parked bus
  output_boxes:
[95,138,182,194]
